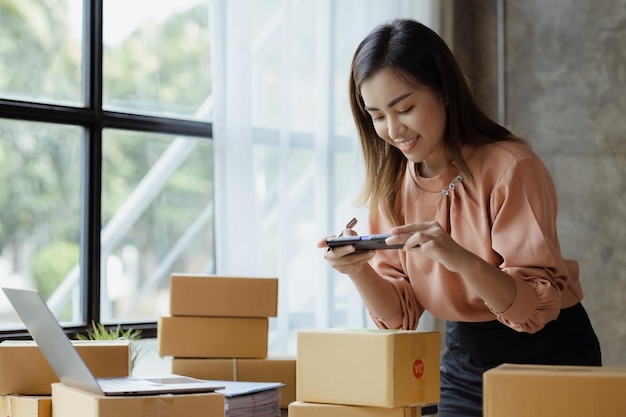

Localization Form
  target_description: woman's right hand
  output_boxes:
[317,229,376,276]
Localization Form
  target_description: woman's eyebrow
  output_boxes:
[364,92,412,111]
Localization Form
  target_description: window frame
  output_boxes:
[0,0,213,339]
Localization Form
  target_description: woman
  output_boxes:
[318,18,601,417]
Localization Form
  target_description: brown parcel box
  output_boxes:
[0,340,131,395]
[172,357,296,409]
[297,329,440,408]
[51,383,225,417]
[169,274,278,317]
[483,364,626,417]
[158,316,268,358]
[0,395,51,417]
[289,401,421,417]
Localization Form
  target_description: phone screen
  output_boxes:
[326,234,404,251]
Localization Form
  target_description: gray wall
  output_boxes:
[443,0,626,366]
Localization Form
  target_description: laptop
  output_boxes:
[2,287,225,396]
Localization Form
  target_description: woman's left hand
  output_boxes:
[385,221,475,273]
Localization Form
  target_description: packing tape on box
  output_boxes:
[142,395,174,417]
[232,358,238,381]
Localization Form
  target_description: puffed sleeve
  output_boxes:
[489,154,568,333]
[367,214,425,330]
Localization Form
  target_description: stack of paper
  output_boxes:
[211,380,284,417]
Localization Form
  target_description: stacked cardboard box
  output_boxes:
[51,383,225,417]
[289,401,422,416]
[0,335,224,417]
[172,356,296,409]
[0,340,131,417]
[483,363,626,416]
[291,329,440,417]
[0,395,51,417]
[159,274,296,409]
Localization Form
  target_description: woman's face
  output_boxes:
[360,68,449,177]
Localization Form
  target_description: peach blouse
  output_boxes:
[368,141,583,333]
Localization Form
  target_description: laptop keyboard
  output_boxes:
[98,377,161,391]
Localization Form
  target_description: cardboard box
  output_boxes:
[172,357,296,408]
[483,363,626,417]
[0,340,131,395]
[1,395,10,416]
[288,401,421,416]
[158,316,268,358]
[0,395,52,417]
[169,274,278,317]
[51,383,225,417]
[297,329,440,408]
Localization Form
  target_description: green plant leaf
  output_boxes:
[76,321,143,370]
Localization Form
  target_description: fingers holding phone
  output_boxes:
[319,218,376,275]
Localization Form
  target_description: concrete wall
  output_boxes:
[443,0,626,366]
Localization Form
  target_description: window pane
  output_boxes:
[0,0,84,105]
[102,0,212,121]
[253,142,366,352]
[101,130,214,323]
[0,119,83,328]
[248,1,357,136]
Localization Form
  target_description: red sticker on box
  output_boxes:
[413,359,425,379]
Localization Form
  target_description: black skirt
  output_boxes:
[437,302,602,417]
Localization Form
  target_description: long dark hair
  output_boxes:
[349,18,519,225]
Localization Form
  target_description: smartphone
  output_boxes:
[326,234,404,251]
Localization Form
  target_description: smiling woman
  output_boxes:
[360,68,449,177]
[320,18,602,417]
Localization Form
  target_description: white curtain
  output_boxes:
[210,0,438,355]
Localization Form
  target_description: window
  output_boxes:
[0,0,438,354]
[0,0,212,335]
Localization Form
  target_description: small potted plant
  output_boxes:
[76,322,143,371]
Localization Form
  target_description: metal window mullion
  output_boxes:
[313,0,335,329]
[82,0,104,326]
